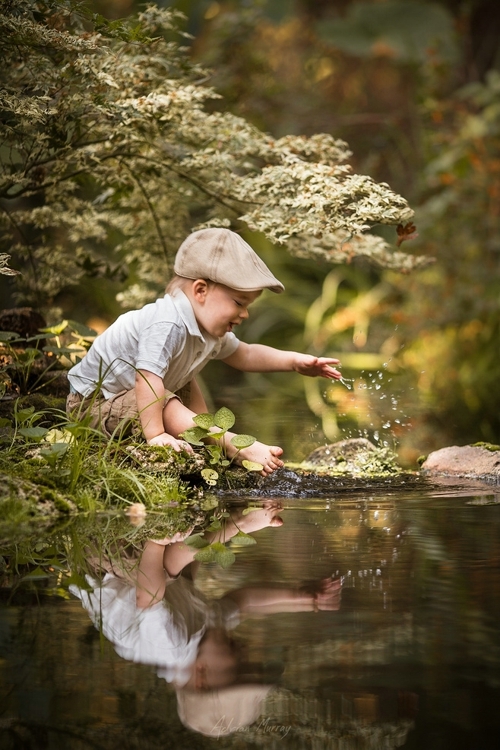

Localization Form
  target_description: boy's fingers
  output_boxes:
[269,516,284,527]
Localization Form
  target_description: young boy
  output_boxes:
[67,228,342,474]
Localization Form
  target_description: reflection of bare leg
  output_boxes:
[163,542,198,578]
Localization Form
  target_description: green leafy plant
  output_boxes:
[180,406,263,485]
[0,320,96,396]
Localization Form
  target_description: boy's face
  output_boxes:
[191,282,261,338]
[193,628,240,689]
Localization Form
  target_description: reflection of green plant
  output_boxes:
[183,506,257,568]
[180,406,263,485]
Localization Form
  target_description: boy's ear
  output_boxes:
[191,279,208,301]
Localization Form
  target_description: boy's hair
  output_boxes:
[165,274,190,295]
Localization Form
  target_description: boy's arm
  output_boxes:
[222,342,342,379]
[135,540,168,608]
[225,578,342,616]
[135,369,192,450]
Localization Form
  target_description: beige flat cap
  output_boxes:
[174,228,284,293]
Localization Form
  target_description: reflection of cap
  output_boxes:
[177,684,272,737]
[174,228,284,293]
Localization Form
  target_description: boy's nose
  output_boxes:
[239,307,249,319]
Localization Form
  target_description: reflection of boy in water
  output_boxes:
[71,502,341,737]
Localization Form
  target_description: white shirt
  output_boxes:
[70,574,239,687]
[68,291,239,398]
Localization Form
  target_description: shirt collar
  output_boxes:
[170,290,204,340]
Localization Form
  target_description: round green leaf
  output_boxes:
[230,532,257,547]
[180,426,207,446]
[211,543,236,568]
[184,533,210,549]
[0,331,20,341]
[206,519,222,531]
[214,407,235,430]
[41,442,69,458]
[200,492,219,508]
[193,413,215,429]
[194,546,217,563]
[67,320,97,337]
[18,426,48,442]
[201,468,219,486]
[16,407,35,422]
[230,434,256,449]
[206,445,222,461]
[208,431,225,440]
[242,459,264,472]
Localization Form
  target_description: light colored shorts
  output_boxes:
[66,383,191,439]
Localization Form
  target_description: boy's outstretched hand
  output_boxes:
[293,355,342,379]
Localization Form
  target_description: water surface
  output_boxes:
[2,483,500,749]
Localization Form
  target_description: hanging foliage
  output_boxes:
[0,0,426,309]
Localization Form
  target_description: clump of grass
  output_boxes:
[0,403,207,527]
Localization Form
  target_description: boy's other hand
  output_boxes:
[147,432,194,453]
[293,355,342,379]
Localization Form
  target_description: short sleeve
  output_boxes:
[215,332,239,360]
[135,322,183,378]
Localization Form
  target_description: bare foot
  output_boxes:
[236,441,284,476]
[232,501,285,533]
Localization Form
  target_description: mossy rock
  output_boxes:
[0,472,74,513]
[123,443,206,475]
[0,472,76,544]
[301,438,402,476]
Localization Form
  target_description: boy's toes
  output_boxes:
[260,458,283,476]
[268,446,284,469]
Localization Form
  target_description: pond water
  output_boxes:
[2,481,500,750]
